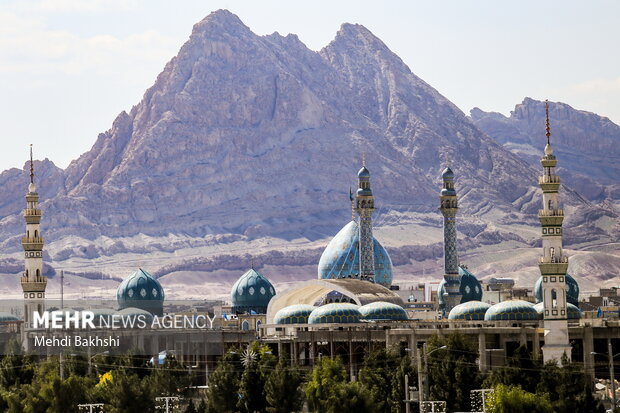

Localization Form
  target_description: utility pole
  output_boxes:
[59,269,64,380]
[156,396,179,413]
[78,403,104,412]
[609,338,617,409]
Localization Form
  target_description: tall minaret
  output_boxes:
[355,156,375,282]
[439,157,461,313]
[21,146,47,329]
[538,101,571,363]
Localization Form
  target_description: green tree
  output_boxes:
[486,384,553,413]
[537,357,605,413]
[237,342,277,413]
[306,356,348,413]
[95,369,155,413]
[0,337,36,389]
[426,333,482,412]
[147,355,192,398]
[205,349,243,413]
[390,353,417,413]
[483,345,542,393]
[265,355,304,413]
[184,399,198,413]
[358,348,404,413]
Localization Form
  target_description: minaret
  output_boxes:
[21,146,47,329]
[439,156,461,313]
[355,155,375,282]
[538,101,571,363]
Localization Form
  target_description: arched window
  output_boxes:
[34,230,38,238]
[550,247,555,261]
[551,289,557,308]
[36,269,40,277]
[256,320,262,331]
[548,200,553,210]
[241,320,249,331]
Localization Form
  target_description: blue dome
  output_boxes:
[484,300,540,321]
[533,302,581,320]
[274,304,316,324]
[359,301,408,321]
[358,166,370,177]
[534,274,579,306]
[318,221,393,287]
[231,269,275,314]
[308,303,362,324]
[0,312,19,322]
[438,266,483,308]
[448,301,491,320]
[117,269,164,316]
[442,167,454,180]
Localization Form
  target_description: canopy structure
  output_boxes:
[266,279,404,324]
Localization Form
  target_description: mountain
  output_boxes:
[471,98,620,201]
[0,11,616,294]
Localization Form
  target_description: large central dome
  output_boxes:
[318,221,393,287]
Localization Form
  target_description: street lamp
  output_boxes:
[591,342,620,410]
[423,345,448,403]
[89,351,109,375]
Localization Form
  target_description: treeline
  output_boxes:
[0,334,612,413]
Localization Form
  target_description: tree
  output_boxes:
[537,356,605,413]
[237,342,277,413]
[205,349,243,413]
[184,399,198,413]
[358,348,407,413]
[265,355,304,413]
[486,384,553,413]
[390,353,417,413]
[146,356,192,398]
[0,337,35,389]
[427,333,482,412]
[94,369,155,413]
[305,357,348,413]
[483,345,542,393]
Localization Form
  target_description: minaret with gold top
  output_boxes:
[21,146,47,329]
[538,101,571,363]
[356,155,375,282]
[439,155,461,313]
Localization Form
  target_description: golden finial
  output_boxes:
[545,99,551,145]
[251,257,254,270]
[29,144,34,184]
[445,152,450,168]
[362,152,366,167]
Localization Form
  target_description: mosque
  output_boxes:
[12,104,619,384]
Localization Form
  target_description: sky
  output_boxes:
[1,0,619,172]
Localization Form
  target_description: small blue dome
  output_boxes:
[438,266,483,308]
[308,303,362,324]
[117,269,164,316]
[484,300,540,321]
[441,188,456,196]
[442,167,454,180]
[533,302,581,320]
[448,301,491,320]
[274,304,316,324]
[318,221,393,287]
[0,312,19,322]
[231,269,275,314]
[359,301,408,321]
[534,274,579,306]
[358,166,370,178]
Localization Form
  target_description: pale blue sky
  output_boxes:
[1,0,618,172]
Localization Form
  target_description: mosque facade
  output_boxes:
[12,104,620,386]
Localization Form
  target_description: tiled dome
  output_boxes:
[308,303,362,324]
[117,269,164,316]
[534,274,579,306]
[274,304,316,324]
[359,301,408,321]
[484,300,540,321]
[231,269,276,314]
[448,301,491,320]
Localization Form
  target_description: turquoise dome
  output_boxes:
[231,269,275,314]
[534,274,579,306]
[318,221,393,287]
[359,301,408,321]
[438,266,483,309]
[117,269,164,316]
[442,167,454,180]
[533,302,581,320]
[0,312,19,322]
[484,300,540,321]
[274,304,316,324]
[308,303,362,324]
[448,301,491,320]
